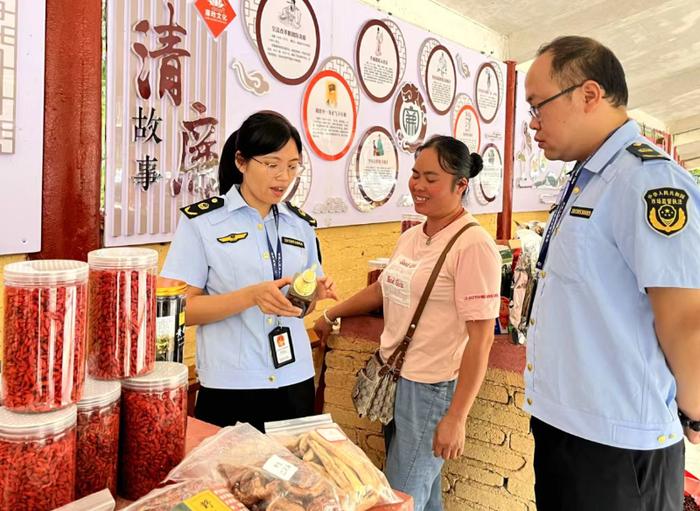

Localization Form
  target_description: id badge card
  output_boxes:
[269,325,296,368]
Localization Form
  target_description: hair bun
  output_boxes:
[469,152,483,177]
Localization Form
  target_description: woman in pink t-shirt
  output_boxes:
[314,135,501,511]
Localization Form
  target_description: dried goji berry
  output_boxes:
[119,362,189,500]
[0,405,77,510]
[87,248,158,379]
[2,260,88,412]
[75,378,121,499]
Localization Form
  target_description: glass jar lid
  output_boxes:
[0,405,77,439]
[88,247,158,270]
[3,260,89,287]
[77,378,121,410]
[121,362,188,392]
[156,277,187,297]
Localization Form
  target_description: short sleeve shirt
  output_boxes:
[161,186,322,389]
[524,120,700,449]
[379,214,501,383]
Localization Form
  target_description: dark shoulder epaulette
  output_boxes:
[626,142,669,162]
[285,201,317,227]
[180,196,225,219]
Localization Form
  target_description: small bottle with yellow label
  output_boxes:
[286,264,318,317]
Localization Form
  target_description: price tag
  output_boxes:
[317,426,347,442]
[263,455,298,481]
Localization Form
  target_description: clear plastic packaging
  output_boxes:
[119,362,189,500]
[167,423,344,510]
[76,378,121,499]
[2,260,88,412]
[400,213,425,233]
[367,258,389,286]
[0,405,77,510]
[87,247,157,379]
[266,415,399,510]
[51,488,115,511]
[122,480,247,511]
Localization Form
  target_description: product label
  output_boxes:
[317,426,347,442]
[175,489,242,510]
[156,315,176,360]
[262,455,298,481]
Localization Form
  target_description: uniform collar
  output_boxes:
[582,119,639,174]
[224,185,293,218]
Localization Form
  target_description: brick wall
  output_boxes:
[322,332,535,511]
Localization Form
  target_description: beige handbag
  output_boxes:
[351,222,478,424]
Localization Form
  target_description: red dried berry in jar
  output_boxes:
[75,378,121,499]
[87,248,157,380]
[119,362,189,500]
[2,260,88,412]
[0,405,78,510]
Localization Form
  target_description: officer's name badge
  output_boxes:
[217,232,248,244]
[643,187,688,237]
[570,207,593,219]
[281,237,305,248]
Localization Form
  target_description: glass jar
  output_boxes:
[75,378,121,499]
[0,405,77,510]
[156,278,187,363]
[2,260,88,412]
[367,258,390,286]
[87,248,158,379]
[400,213,425,233]
[119,362,188,500]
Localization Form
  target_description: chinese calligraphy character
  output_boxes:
[180,101,219,171]
[132,106,163,143]
[132,1,191,106]
[133,155,161,191]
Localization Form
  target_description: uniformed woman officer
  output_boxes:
[161,111,337,431]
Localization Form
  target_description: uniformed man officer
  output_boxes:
[522,36,700,510]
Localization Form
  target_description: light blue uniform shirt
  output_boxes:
[524,120,700,450]
[161,186,322,389]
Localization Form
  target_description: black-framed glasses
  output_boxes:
[529,82,585,120]
[251,157,301,176]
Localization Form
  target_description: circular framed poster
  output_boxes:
[242,0,261,48]
[452,94,481,153]
[392,83,428,153]
[382,19,406,83]
[424,45,456,115]
[347,127,399,211]
[302,70,358,161]
[474,62,501,124]
[281,148,312,208]
[255,0,320,85]
[475,143,503,204]
[321,57,360,111]
[355,20,400,103]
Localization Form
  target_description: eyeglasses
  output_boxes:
[528,82,585,120]
[251,157,301,176]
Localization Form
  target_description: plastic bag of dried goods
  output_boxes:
[266,415,399,511]
[166,423,347,511]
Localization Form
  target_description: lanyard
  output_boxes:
[535,124,628,271]
[264,206,283,280]
[535,162,584,270]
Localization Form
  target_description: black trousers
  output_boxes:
[194,377,315,432]
[531,417,684,511]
